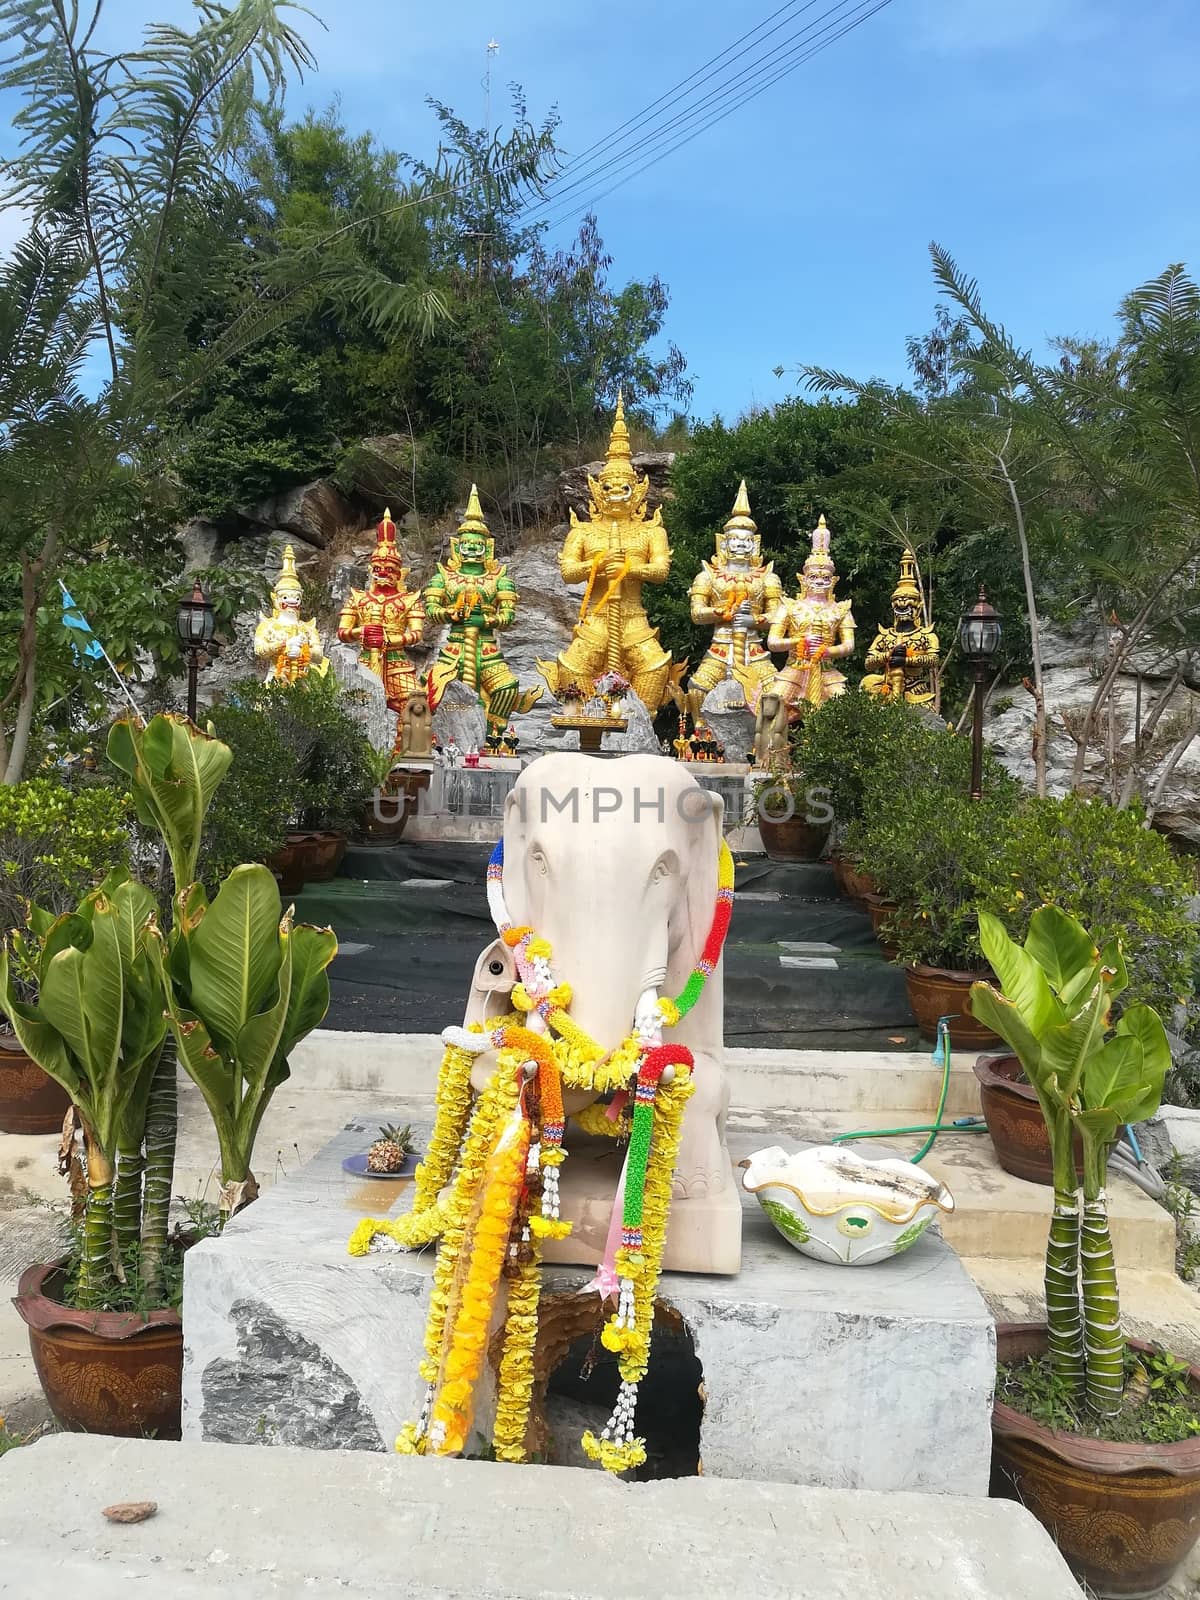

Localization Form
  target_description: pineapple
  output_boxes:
[366,1123,415,1174]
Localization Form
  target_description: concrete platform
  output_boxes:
[183,1114,996,1496]
[0,1434,1083,1599]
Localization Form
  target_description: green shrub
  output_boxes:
[854,773,1013,968]
[987,795,1198,1020]
[206,672,376,857]
[199,704,296,891]
[803,692,1020,854]
[0,778,131,941]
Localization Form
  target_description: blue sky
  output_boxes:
[4,0,1197,419]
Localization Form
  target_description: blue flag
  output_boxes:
[60,586,105,662]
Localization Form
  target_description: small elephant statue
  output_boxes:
[463,751,742,1275]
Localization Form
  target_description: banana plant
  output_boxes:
[107,713,232,906]
[970,906,1170,1417]
[0,871,167,1307]
[151,863,336,1217]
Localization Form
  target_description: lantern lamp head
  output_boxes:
[958,587,1001,671]
[177,578,216,651]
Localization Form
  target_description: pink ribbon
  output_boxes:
[583,1149,628,1301]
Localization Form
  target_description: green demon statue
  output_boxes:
[424,486,542,737]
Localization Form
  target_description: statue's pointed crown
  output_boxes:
[370,507,404,575]
[457,484,489,538]
[893,546,922,604]
[606,390,632,464]
[803,513,835,571]
[725,480,757,537]
[273,543,303,600]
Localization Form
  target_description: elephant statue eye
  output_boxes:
[652,851,679,884]
[530,848,549,878]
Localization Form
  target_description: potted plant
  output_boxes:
[975,795,1197,1184]
[219,676,374,888]
[109,713,338,1220]
[970,906,1200,1598]
[750,759,831,862]
[0,779,131,1133]
[791,691,928,896]
[2,868,182,1436]
[3,712,336,1439]
[854,775,1010,1046]
[353,746,423,845]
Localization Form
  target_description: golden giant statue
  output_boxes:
[688,480,783,708]
[754,516,856,765]
[862,548,939,706]
[253,545,328,684]
[537,395,675,711]
[337,510,426,745]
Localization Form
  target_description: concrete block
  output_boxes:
[0,1433,1084,1599]
[1160,1103,1200,1189]
[184,1115,996,1497]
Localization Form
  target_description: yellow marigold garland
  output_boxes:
[573,1100,629,1140]
[425,1052,527,1455]
[491,1250,542,1462]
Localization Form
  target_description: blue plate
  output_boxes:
[342,1151,419,1180]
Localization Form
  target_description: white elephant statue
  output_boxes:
[463,751,743,1275]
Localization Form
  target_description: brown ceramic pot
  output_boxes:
[992,1323,1200,1597]
[296,829,347,883]
[864,892,901,960]
[904,962,1001,1048]
[830,855,878,905]
[354,770,431,844]
[267,829,347,893]
[975,1053,1089,1186]
[13,1261,182,1439]
[0,1036,71,1134]
[758,812,831,863]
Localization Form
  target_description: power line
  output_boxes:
[525,0,889,227]
[546,0,829,180]
[535,0,895,236]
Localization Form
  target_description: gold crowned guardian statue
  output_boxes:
[424,486,542,738]
[688,480,782,709]
[754,515,855,765]
[337,510,426,752]
[253,545,328,684]
[861,547,939,706]
[538,394,675,711]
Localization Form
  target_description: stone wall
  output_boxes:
[983,622,1200,841]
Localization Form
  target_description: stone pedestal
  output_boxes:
[183,1115,996,1497]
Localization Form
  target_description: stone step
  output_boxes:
[277,1030,982,1116]
[962,1257,1200,1365]
[0,1434,1082,1600]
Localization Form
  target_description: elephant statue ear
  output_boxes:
[682,784,725,956]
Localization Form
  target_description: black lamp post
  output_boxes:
[176,579,217,722]
[958,587,1002,801]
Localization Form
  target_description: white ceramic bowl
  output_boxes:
[740,1144,954,1266]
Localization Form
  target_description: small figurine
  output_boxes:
[253,545,328,684]
[688,481,783,710]
[862,548,940,706]
[754,516,856,766]
[337,510,426,754]
[424,487,542,743]
[397,683,435,762]
[538,395,679,712]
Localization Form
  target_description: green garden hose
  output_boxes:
[830,1017,989,1163]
